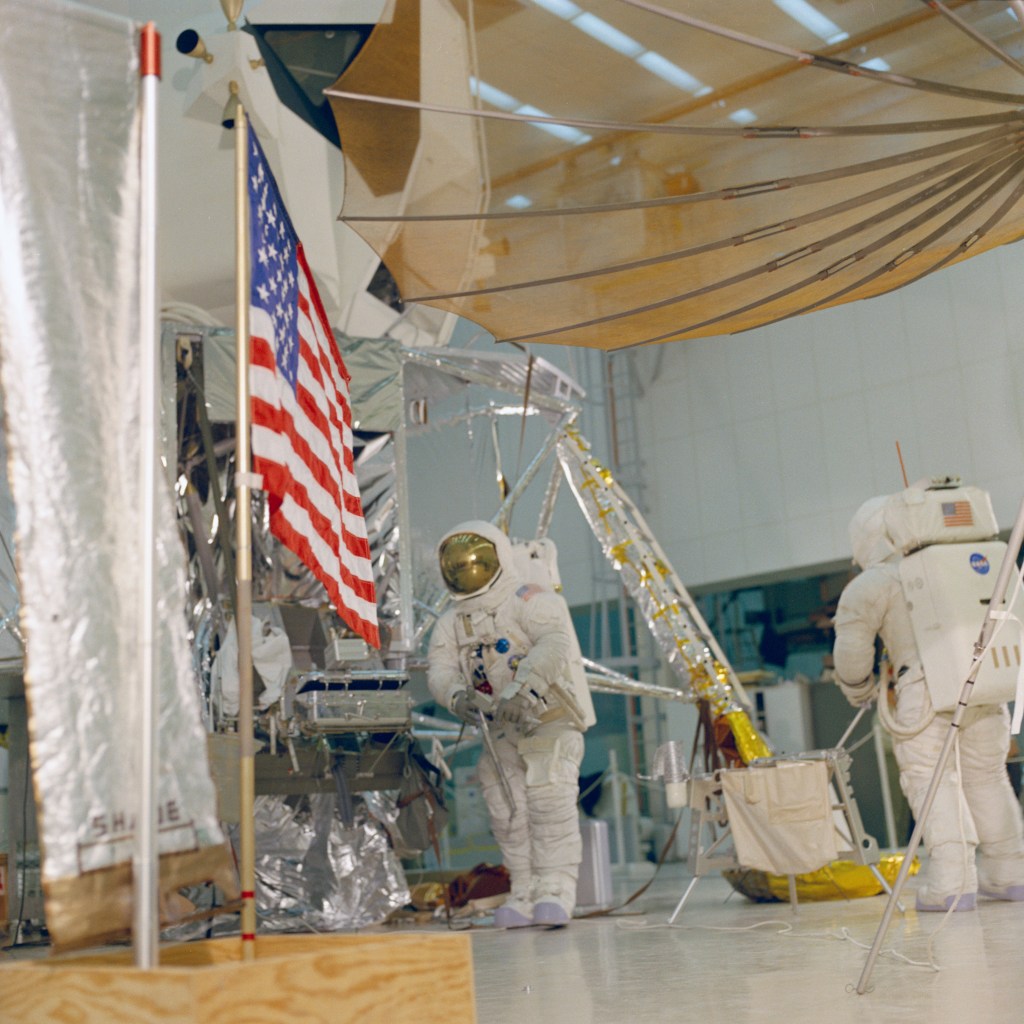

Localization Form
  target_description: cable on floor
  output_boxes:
[609,912,940,976]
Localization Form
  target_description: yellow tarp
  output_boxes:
[724,853,920,903]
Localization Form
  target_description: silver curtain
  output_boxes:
[0,0,231,947]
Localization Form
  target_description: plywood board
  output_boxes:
[0,932,475,1024]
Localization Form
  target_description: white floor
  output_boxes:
[456,862,1024,1024]
[6,859,1022,1023]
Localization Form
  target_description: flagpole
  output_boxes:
[233,92,258,961]
[134,20,161,971]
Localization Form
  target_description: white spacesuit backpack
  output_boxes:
[511,535,596,729]
[511,536,564,593]
[892,481,1023,712]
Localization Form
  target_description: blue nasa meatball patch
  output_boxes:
[969,552,990,575]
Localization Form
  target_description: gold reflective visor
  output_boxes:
[440,533,500,595]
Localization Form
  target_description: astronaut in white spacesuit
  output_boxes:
[832,494,1024,911]
[427,520,596,927]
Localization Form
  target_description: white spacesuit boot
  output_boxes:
[479,732,534,928]
[521,725,585,926]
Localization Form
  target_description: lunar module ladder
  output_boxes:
[669,744,899,923]
[555,426,769,762]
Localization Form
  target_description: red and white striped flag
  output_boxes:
[942,500,974,528]
[247,129,379,647]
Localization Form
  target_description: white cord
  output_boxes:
[614,916,794,934]
[612,915,938,972]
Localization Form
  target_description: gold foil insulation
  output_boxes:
[722,710,774,765]
[556,425,772,762]
[724,853,920,903]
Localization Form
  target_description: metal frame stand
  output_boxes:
[669,744,895,924]
[856,495,1024,994]
[668,772,745,924]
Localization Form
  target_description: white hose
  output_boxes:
[876,678,937,740]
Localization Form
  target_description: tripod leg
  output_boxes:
[668,875,700,924]
[868,863,904,914]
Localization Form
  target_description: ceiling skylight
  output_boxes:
[505,194,533,209]
[859,57,891,72]
[773,0,849,45]
[516,104,592,144]
[637,51,711,95]
[471,75,592,144]
[529,0,710,96]
[531,0,582,19]
[470,77,518,110]
[728,108,758,125]
[572,12,645,57]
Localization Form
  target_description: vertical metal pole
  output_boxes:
[394,391,414,653]
[134,21,161,971]
[234,100,258,961]
[873,718,898,850]
[608,749,626,866]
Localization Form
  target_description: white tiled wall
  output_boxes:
[556,241,1024,597]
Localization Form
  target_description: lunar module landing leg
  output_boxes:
[556,424,771,765]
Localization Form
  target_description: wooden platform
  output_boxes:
[0,932,476,1024]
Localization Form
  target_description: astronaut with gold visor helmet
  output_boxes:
[439,529,502,598]
[428,520,595,929]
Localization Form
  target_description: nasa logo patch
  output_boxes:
[969,552,990,575]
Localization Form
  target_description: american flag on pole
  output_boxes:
[247,129,379,647]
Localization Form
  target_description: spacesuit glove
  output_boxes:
[513,668,549,699]
[493,691,534,728]
[450,689,481,725]
[838,678,877,708]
